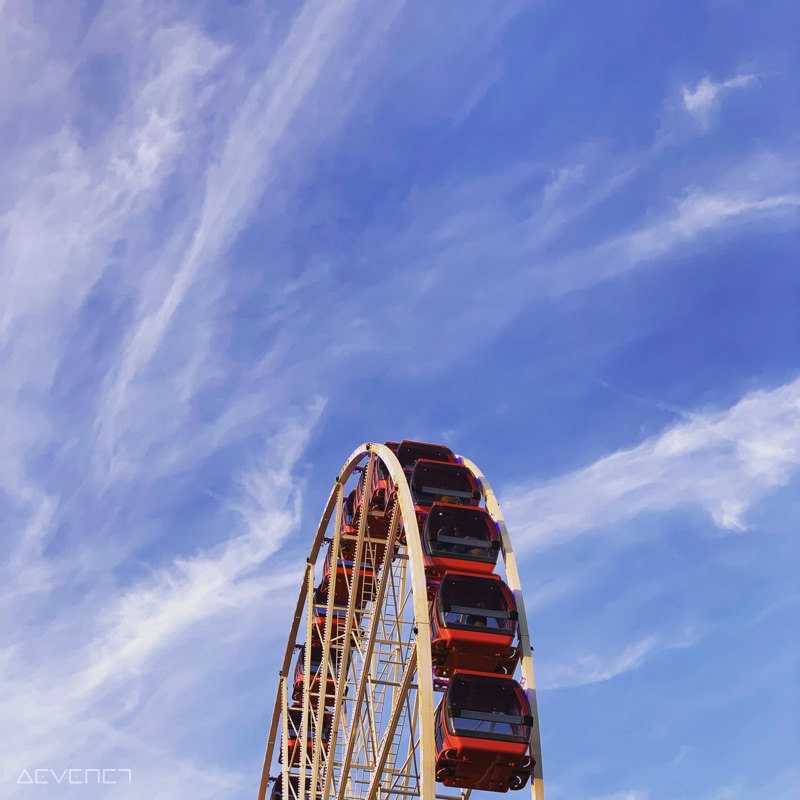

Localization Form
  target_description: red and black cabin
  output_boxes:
[317,542,376,606]
[422,503,500,583]
[410,460,481,513]
[313,584,360,617]
[351,479,394,561]
[354,465,391,515]
[337,492,368,563]
[309,604,349,650]
[430,572,520,677]
[278,702,332,766]
[434,672,534,792]
[343,489,358,529]
[335,493,360,563]
[393,440,457,478]
[291,644,339,702]
[269,775,318,800]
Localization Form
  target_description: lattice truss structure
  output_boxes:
[257,444,544,800]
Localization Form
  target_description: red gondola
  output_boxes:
[343,489,358,528]
[340,481,396,569]
[377,440,460,546]
[309,604,349,650]
[434,673,534,792]
[355,469,391,515]
[311,588,365,636]
[291,644,339,702]
[337,492,362,558]
[349,482,395,563]
[422,503,500,583]
[409,460,481,512]
[430,572,520,677]
[317,543,376,606]
[269,775,318,800]
[278,702,332,766]
[393,439,457,478]
[337,491,362,558]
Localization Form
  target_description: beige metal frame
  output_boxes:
[460,457,545,800]
[256,443,544,800]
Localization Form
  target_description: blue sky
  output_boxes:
[1,0,798,798]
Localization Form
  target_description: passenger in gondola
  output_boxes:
[471,597,493,628]
[434,514,462,552]
[465,595,492,627]
[437,531,485,559]
[432,506,484,557]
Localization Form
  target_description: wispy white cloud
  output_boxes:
[709,780,745,800]
[623,187,799,261]
[503,377,800,552]
[540,628,700,690]
[682,73,761,129]
[544,779,649,800]
[77,403,321,700]
[0,402,319,797]
[543,151,800,296]
[745,767,800,800]
[524,573,586,613]
[0,0,358,789]
[328,138,798,374]
[0,10,231,617]
[672,745,692,766]
[589,792,649,800]
[0,0,404,590]
[93,0,397,480]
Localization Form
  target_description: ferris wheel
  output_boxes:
[256,441,544,800]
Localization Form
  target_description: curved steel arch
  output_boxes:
[257,443,544,800]
[460,456,544,800]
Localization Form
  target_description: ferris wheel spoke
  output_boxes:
[280,676,291,798]
[322,453,383,800]
[335,500,403,797]
[308,479,346,797]
[382,724,419,794]
[365,642,418,800]
[295,565,317,798]
[395,692,422,791]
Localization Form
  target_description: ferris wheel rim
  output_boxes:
[257,442,544,800]
[459,456,544,800]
